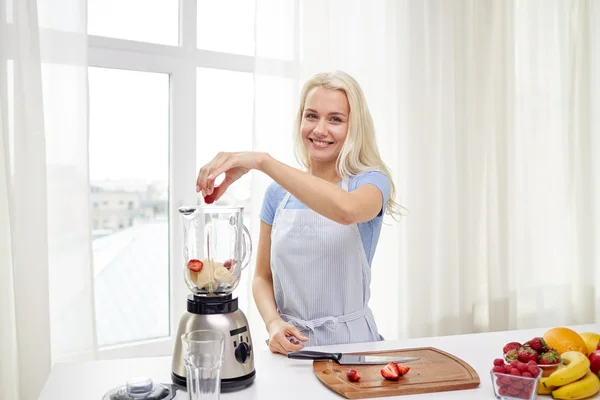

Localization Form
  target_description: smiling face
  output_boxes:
[300,86,350,166]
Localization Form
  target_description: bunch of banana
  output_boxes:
[540,351,600,399]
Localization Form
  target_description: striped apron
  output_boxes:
[269,176,381,346]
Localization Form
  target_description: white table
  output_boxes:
[39,324,600,399]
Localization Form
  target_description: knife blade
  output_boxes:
[287,350,420,365]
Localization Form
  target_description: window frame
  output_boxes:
[86,0,298,359]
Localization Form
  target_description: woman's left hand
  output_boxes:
[196,151,265,203]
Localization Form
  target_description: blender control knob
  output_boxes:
[235,342,251,364]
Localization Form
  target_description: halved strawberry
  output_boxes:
[397,365,410,375]
[381,362,400,381]
[346,369,361,382]
[187,259,203,272]
[223,259,237,270]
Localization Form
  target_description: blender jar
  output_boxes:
[179,205,252,295]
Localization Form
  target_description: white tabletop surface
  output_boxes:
[39,324,600,399]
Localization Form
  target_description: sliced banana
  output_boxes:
[194,260,215,290]
[214,265,234,284]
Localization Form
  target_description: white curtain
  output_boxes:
[398,0,599,337]
[1,0,93,398]
[249,0,600,341]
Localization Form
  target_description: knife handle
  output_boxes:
[287,350,342,361]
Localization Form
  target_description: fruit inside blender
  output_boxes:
[186,258,236,292]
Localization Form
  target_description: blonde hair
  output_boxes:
[293,71,406,221]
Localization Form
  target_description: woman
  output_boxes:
[196,71,403,355]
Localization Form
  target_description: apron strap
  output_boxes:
[280,307,369,345]
[341,176,349,191]
[272,176,350,228]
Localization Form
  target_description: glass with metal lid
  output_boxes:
[102,377,178,400]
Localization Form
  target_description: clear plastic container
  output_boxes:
[102,377,178,400]
[179,205,252,296]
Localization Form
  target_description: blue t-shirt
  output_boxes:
[259,171,391,265]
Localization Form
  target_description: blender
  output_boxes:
[171,205,255,392]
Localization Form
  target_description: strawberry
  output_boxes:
[517,345,538,364]
[203,193,216,204]
[381,362,400,381]
[524,337,548,354]
[503,342,522,354]
[505,349,519,361]
[397,365,410,375]
[538,349,561,365]
[223,259,237,270]
[346,369,361,382]
[187,259,203,272]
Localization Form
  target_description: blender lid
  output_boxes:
[178,205,198,215]
[102,377,178,400]
[178,205,245,214]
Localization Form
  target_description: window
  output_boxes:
[87,0,179,45]
[86,0,297,358]
[197,0,256,56]
[88,67,170,347]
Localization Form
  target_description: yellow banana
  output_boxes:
[543,351,590,388]
[551,370,600,399]
[537,377,555,395]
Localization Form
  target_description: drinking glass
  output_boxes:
[181,330,226,400]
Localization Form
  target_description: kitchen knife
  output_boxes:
[287,350,420,365]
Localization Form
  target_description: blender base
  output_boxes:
[171,370,256,392]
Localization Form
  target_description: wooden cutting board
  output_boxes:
[312,347,480,399]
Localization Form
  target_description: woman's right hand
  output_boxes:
[267,319,309,355]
